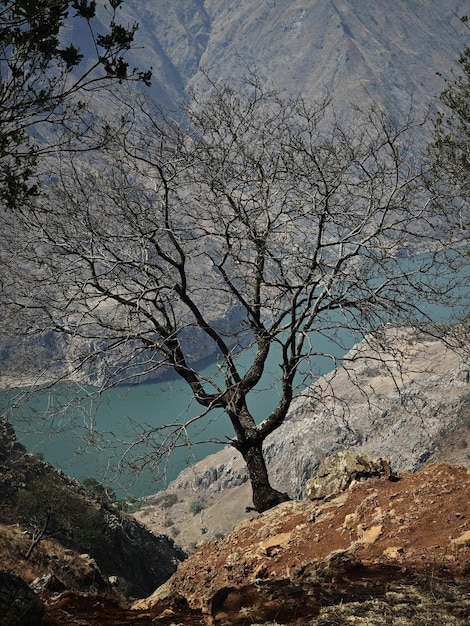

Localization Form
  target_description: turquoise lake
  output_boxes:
[2,327,353,498]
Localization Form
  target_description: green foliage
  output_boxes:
[111,575,133,598]
[160,493,179,509]
[82,477,116,503]
[72,0,97,20]
[59,44,84,69]
[115,495,141,513]
[0,0,151,209]
[189,500,206,515]
[143,492,179,510]
[13,474,104,553]
[432,16,470,200]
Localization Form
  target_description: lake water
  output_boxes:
[2,325,354,498]
[2,252,468,498]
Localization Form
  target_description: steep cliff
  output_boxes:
[125,0,468,119]
[0,418,185,599]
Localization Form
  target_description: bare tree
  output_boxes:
[2,77,468,512]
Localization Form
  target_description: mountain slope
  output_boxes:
[133,462,470,625]
[0,419,186,599]
[126,0,469,118]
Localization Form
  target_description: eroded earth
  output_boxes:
[41,463,469,625]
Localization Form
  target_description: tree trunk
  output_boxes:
[239,438,290,513]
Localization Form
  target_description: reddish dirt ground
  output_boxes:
[41,463,469,625]
[42,592,206,625]
[158,463,469,602]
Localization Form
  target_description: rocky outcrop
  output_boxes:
[305,451,397,500]
[264,326,470,498]
[0,420,26,461]
[10,462,468,625]
[0,571,44,626]
[91,509,186,598]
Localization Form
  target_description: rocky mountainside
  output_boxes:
[132,459,469,626]
[125,0,468,120]
[134,325,469,549]
[18,459,469,625]
[0,418,186,600]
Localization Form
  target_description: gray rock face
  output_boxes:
[263,327,470,498]
[0,419,25,461]
[192,461,248,493]
[93,510,187,597]
[30,573,66,593]
[127,0,467,123]
[305,451,395,501]
[0,572,44,626]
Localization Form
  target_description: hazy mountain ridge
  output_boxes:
[125,0,469,118]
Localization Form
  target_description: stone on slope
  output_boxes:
[305,451,396,500]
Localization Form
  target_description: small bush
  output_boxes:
[82,477,116,503]
[115,497,141,513]
[189,500,206,515]
[161,493,178,509]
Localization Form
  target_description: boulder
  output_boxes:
[0,571,45,626]
[305,451,396,500]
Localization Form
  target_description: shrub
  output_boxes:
[13,474,103,556]
[160,493,178,509]
[189,500,205,515]
[82,477,116,502]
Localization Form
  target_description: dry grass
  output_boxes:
[309,579,470,625]
[0,523,100,589]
